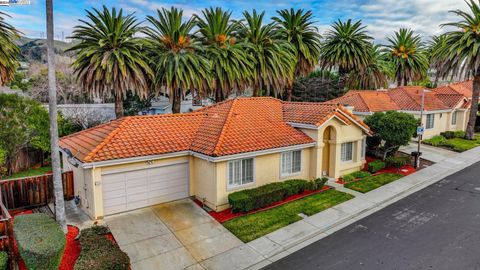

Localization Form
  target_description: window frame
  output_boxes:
[280,150,302,177]
[361,138,366,160]
[341,142,354,162]
[227,158,255,190]
[451,111,457,125]
[426,114,435,129]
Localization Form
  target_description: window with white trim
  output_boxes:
[451,111,457,125]
[281,150,302,176]
[341,142,354,162]
[426,114,435,129]
[361,138,366,160]
[228,158,254,188]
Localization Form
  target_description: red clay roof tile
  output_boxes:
[60,97,369,163]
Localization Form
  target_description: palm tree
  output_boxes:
[384,28,429,87]
[0,12,20,86]
[68,6,153,118]
[272,9,321,100]
[320,19,374,79]
[346,45,393,90]
[239,10,296,97]
[428,34,448,87]
[434,0,480,139]
[143,8,211,113]
[46,0,67,233]
[195,7,254,102]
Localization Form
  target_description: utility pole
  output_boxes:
[415,89,428,169]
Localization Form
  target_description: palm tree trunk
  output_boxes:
[466,73,480,140]
[46,0,67,233]
[114,94,124,118]
[172,88,181,114]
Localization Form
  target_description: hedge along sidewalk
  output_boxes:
[197,146,480,270]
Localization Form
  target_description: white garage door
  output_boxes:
[102,162,189,215]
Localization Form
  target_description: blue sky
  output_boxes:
[0,0,468,43]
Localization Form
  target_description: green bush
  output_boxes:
[368,160,386,173]
[229,179,323,213]
[75,226,129,270]
[349,171,372,179]
[454,130,466,138]
[314,177,328,190]
[14,214,66,270]
[423,135,447,147]
[341,174,355,183]
[0,251,7,270]
[385,156,411,168]
[440,131,455,139]
[229,191,255,213]
[284,180,308,196]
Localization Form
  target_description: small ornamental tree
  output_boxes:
[364,111,417,159]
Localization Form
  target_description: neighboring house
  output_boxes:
[140,94,214,115]
[59,97,370,219]
[328,83,472,139]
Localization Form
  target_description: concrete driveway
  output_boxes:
[105,199,243,270]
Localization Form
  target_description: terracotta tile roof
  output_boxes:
[61,97,369,163]
[434,80,473,98]
[329,82,472,113]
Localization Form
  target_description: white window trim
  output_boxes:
[426,114,435,129]
[280,150,302,177]
[451,111,457,125]
[226,158,256,191]
[341,141,354,163]
[361,138,366,160]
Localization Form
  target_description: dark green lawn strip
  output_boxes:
[344,173,404,193]
[223,189,353,242]
[3,166,52,180]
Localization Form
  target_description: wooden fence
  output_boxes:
[0,201,14,269]
[0,171,74,210]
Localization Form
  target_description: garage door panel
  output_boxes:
[148,184,188,199]
[102,162,189,216]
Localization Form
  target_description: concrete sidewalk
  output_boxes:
[399,142,456,163]
[198,146,480,270]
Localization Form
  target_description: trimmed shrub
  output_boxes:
[14,213,66,270]
[75,226,129,270]
[313,177,328,190]
[368,160,386,173]
[229,191,255,213]
[0,251,7,270]
[385,156,411,169]
[454,130,466,138]
[349,171,372,179]
[247,183,286,211]
[423,135,447,147]
[284,180,308,196]
[440,131,455,139]
[341,174,355,183]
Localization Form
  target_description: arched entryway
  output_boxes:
[322,126,336,177]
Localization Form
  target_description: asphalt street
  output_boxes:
[264,162,480,270]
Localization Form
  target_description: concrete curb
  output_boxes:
[241,146,480,270]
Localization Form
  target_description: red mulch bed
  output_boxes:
[195,185,332,223]
[335,156,416,185]
[9,210,118,270]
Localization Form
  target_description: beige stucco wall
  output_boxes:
[213,148,313,211]
[190,156,217,210]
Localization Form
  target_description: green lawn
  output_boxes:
[344,173,404,193]
[223,189,353,242]
[3,166,52,180]
[423,134,480,152]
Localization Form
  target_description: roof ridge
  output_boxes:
[357,92,372,112]
[83,117,132,162]
[389,89,419,109]
[212,99,238,156]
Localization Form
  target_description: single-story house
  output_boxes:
[60,97,370,219]
[328,83,472,139]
